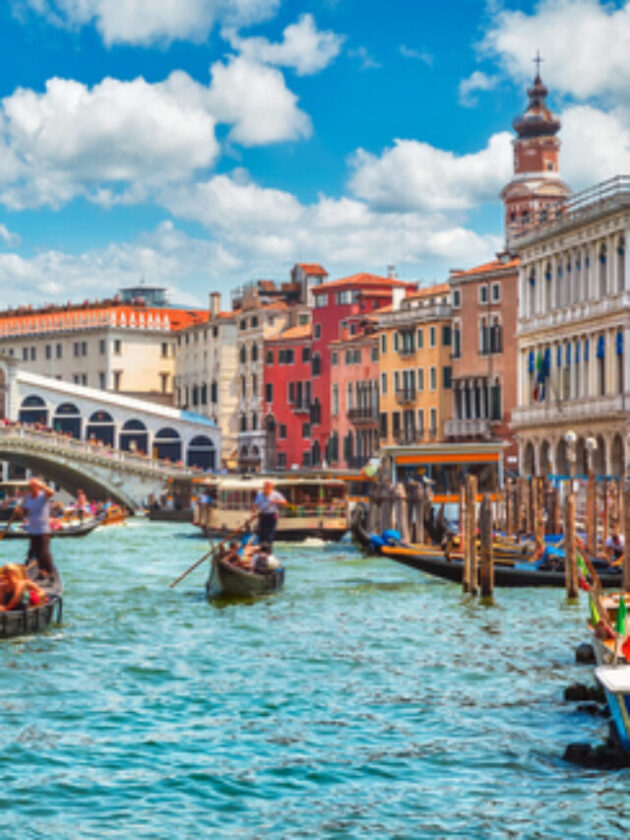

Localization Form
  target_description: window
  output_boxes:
[30,346,36,361]
[480,318,489,355]
[73,342,79,357]
[45,344,52,360]
[239,319,247,330]
[277,453,287,468]
[394,332,399,352]
[161,342,168,358]
[490,383,502,420]
[252,373,257,394]
[314,324,321,339]
[251,344,258,362]
[114,339,121,355]
[279,424,287,439]
[331,351,338,366]
[81,341,87,356]
[443,366,452,389]
[240,346,247,364]
[381,372,387,395]
[302,347,311,362]
[453,324,461,359]
[213,326,218,338]
[491,282,501,302]
[394,371,399,392]
[332,384,339,415]
[302,423,311,438]
[266,350,274,364]
[379,412,388,438]
[56,343,62,359]
[479,284,489,304]
[381,334,387,354]
[22,348,28,361]
[430,366,436,390]
[417,368,424,391]
[312,353,321,376]
[490,318,503,354]
[265,383,273,403]
[429,326,436,348]
[113,371,121,391]
[240,414,247,432]
[99,372,106,389]
[251,413,258,431]
[100,339,106,355]
[442,326,451,346]
[371,346,378,362]
[298,313,309,325]
[336,290,351,305]
[452,289,461,309]
[81,374,87,386]
[417,409,424,436]
[345,350,352,365]
[417,328,424,349]
[392,411,401,436]
[429,408,437,435]
[347,382,353,410]
[251,316,258,328]
[73,374,80,384]
[314,295,328,308]
[211,382,218,403]
[288,382,295,403]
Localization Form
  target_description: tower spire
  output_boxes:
[533,50,544,78]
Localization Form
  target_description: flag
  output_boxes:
[616,595,627,636]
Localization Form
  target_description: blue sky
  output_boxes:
[0,0,629,307]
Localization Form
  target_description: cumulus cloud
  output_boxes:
[224,14,344,76]
[206,56,311,145]
[16,0,281,46]
[561,104,630,189]
[0,224,21,247]
[482,0,630,102]
[347,133,513,212]
[0,60,310,208]
[348,46,381,70]
[458,70,499,107]
[399,45,433,65]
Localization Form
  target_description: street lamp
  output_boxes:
[565,429,577,488]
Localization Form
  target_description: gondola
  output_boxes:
[3,517,101,539]
[0,568,63,639]
[206,552,285,598]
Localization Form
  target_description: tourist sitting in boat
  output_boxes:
[252,480,288,547]
[605,529,625,563]
[15,477,57,579]
[0,563,47,611]
[252,543,281,574]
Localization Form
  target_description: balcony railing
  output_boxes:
[397,345,416,357]
[394,431,423,445]
[444,418,492,439]
[395,388,416,404]
[291,400,311,413]
[347,407,378,424]
[512,394,625,426]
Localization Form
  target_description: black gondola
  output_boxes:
[3,517,101,539]
[0,569,63,639]
[206,552,285,598]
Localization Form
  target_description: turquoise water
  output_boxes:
[0,521,628,839]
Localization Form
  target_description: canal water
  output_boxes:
[0,521,628,839]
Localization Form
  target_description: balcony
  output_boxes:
[394,431,422,445]
[347,406,378,425]
[398,345,416,357]
[395,388,416,405]
[291,400,311,414]
[444,418,492,439]
[512,394,626,427]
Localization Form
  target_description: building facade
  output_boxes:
[173,292,239,468]
[447,257,519,465]
[377,284,452,446]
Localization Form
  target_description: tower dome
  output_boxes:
[512,73,561,139]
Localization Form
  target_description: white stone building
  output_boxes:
[512,176,630,478]
[173,293,239,468]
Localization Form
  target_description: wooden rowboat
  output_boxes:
[0,569,63,639]
[4,517,101,539]
[206,553,284,598]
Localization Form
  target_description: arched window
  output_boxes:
[240,345,247,364]
[19,394,48,426]
[599,243,607,297]
[119,418,148,454]
[154,427,182,462]
[86,410,115,447]
[187,434,216,470]
[618,236,625,293]
[251,343,258,362]
[53,402,81,439]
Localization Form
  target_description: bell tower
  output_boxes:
[501,54,571,248]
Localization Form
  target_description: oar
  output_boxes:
[0,506,20,541]
[168,514,257,589]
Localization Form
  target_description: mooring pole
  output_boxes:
[479,492,494,600]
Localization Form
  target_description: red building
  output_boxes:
[310,271,415,466]
[263,323,313,469]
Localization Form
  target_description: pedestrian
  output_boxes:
[16,477,56,578]
[252,480,288,547]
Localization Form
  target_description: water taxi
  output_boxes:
[193,476,349,541]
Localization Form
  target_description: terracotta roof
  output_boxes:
[329,332,378,347]
[296,263,327,275]
[373,304,392,314]
[450,258,520,279]
[313,272,416,293]
[405,282,450,300]
[258,280,277,291]
[266,324,312,343]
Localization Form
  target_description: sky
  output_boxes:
[0,0,630,308]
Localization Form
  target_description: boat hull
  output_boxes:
[4,519,101,539]
[202,525,347,543]
[207,555,285,597]
[596,666,630,752]
[0,595,62,638]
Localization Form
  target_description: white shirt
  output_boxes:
[254,490,286,515]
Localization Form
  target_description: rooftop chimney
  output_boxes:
[392,286,405,311]
[209,292,221,318]
[387,265,397,279]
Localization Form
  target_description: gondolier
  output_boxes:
[252,480,288,547]
[17,477,56,578]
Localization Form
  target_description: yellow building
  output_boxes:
[377,283,452,446]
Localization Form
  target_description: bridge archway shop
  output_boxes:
[53,402,81,439]
[86,410,115,447]
[19,395,48,426]
[119,418,149,454]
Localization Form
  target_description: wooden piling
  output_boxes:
[565,492,579,600]
[416,483,426,545]
[407,481,419,543]
[534,476,545,552]
[586,469,597,556]
[368,481,380,535]
[463,475,478,595]
[505,478,514,538]
[624,485,630,594]
[394,483,409,543]
[602,478,610,547]
[479,493,494,599]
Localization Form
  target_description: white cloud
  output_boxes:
[458,70,499,107]
[206,56,311,145]
[482,0,630,102]
[347,133,513,212]
[0,224,21,247]
[348,46,381,70]
[0,60,311,208]
[17,0,281,46]
[224,14,344,76]
[399,45,433,66]
[561,104,630,189]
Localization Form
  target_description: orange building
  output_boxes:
[377,283,452,446]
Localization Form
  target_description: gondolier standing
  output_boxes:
[17,477,56,577]
[252,480,288,547]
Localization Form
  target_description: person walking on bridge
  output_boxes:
[17,477,56,578]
